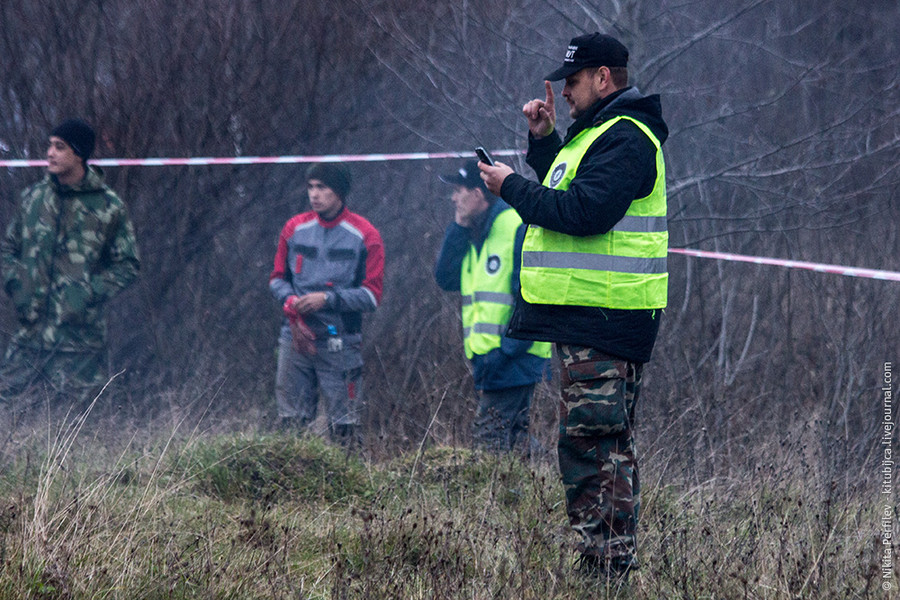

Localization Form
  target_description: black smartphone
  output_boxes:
[475,146,494,166]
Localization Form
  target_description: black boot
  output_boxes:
[331,423,360,447]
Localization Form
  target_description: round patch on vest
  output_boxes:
[549,163,567,188]
[485,254,502,275]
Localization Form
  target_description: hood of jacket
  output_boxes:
[563,86,668,147]
[48,165,108,195]
[469,197,513,253]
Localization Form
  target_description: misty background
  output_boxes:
[1,1,897,486]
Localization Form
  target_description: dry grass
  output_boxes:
[0,396,895,600]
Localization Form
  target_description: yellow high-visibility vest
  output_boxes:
[461,208,552,359]
[520,115,668,309]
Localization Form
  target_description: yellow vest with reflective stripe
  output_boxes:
[520,116,668,309]
[461,208,552,360]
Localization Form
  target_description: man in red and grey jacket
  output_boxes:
[269,162,384,444]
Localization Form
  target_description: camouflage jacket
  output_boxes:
[1,167,140,351]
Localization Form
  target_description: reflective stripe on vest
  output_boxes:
[463,322,506,337]
[612,215,667,233]
[522,251,667,273]
[521,115,668,309]
[461,208,551,360]
[461,291,515,306]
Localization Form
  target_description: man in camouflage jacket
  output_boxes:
[1,119,140,402]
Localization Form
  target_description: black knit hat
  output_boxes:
[50,119,96,161]
[306,162,352,200]
[545,32,629,81]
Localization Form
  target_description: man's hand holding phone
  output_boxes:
[476,148,514,196]
[475,146,494,166]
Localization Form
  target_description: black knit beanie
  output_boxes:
[306,162,352,200]
[50,119,95,161]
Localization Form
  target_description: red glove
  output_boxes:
[283,296,316,355]
[288,315,317,355]
[283,296,300,318]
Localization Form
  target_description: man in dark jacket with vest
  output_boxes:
[434,161,550,453]
[1,119,140,405]
[480,33,668,580]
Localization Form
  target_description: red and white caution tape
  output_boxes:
[669,248,900,282]
[0,149,523,168]
[3,150,896,283]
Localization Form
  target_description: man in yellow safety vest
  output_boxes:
[434,160,551,453]
[479,32,669,581]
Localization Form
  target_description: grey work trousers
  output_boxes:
[275,330,364,427]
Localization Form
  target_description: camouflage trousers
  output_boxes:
[556,343,643,562]
[0,342,106,405]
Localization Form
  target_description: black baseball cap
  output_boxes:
[545,32,629,81]
[439,160,487,191]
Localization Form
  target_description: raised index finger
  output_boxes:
[544,80,555,111]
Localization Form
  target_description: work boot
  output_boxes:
[575,553,637,584]
[277,416,306,433]
[331,423,361,450]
